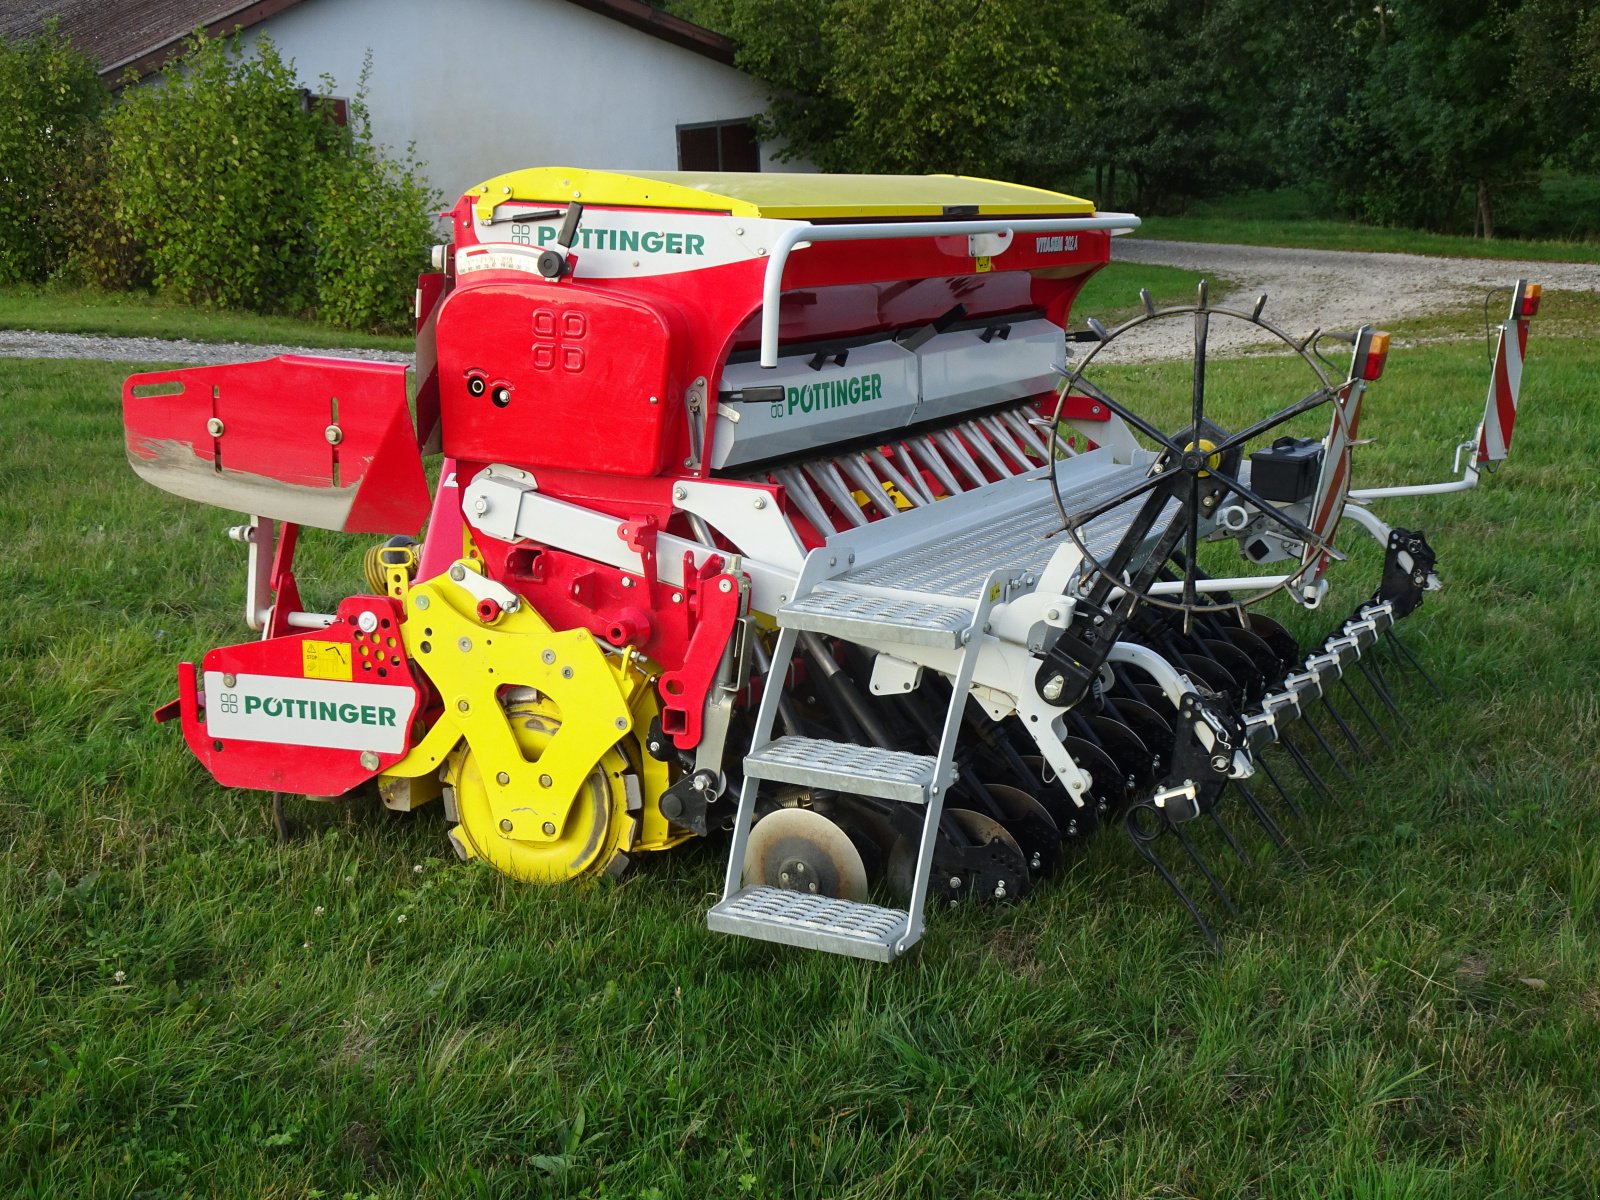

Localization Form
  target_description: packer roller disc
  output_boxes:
[1247,613,1302,677]
[887,808,1031,903]
[1100,696,1173,776]
[744,807,869,901]
[985,782,1063,877]
[1084,713,1157,793]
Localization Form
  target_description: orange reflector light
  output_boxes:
[1361,331,1391,381]
[1520,282,1542,317]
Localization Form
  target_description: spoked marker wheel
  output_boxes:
[1048,281,1359,623]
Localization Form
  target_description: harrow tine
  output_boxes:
[1170,818,1242,919]
[1257,754,1308,823]
[1279,734,1337,804]
[1357,656,1412,730]
[1300,711,1356,785]
[1124,811,1221,950]
[1233,781,1306,867]
[1340,676,1395,750]
[1321,695,1373,764]
[1385,629,1445,698]
[1207,805,1252,865]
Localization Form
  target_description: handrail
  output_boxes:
[758,213,1141,367]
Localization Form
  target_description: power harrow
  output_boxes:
[120,168,1539,959]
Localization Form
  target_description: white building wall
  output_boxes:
[244,0,805,205]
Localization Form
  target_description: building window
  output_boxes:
[677,120,760,171]
[302,91,349,128]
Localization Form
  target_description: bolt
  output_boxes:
[360,751,380,770]
[753,495,767,509]
[357,611,378,634]
[499,818,513,832]
[473,498,488,516]
[539,774,553,788]
[1042,675,1065,701]
[794,862,805,873]
[995,882,1007,899]
[808,882,818,893]
[719,579,733,593]
[1211,754,1231,773]
[561,666,574,679]
[614,717,628,730]
[542,821,556,835]
[541,649,556,664]
[621,577,634,588]
[415,595,430,610]
[1046,608,1061,622]
[324,424,342,446]
[1066,820,1078,836]
[496,771,510,785]
[780,871,790,884]
[673,485,687,501]
[1030,852,1042,869]
[222,672,237,687]
[671,593,683,604]
[450,564,466,581]
[458,636,473,652]
[206,417,225,437]
[457,699,470,712]
[949,876,963,889]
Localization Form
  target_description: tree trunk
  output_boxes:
[1107,164,1116,210]
[1477,180,1495,240]
[1095,164,1104,208]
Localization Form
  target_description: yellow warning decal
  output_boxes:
[302,640,353,682]
[975,256,993,273]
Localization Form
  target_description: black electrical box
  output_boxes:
[1249,436,1324,502]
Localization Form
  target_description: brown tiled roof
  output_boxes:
[0,0,734,84]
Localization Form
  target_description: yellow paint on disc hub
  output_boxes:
[1184,437,1223,476]
[446,692,631,883]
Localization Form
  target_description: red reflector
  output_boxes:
[1361,331,1391,381]
[1520,283,1542,317]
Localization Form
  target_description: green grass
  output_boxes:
[1132,185,1600,264]
[0,287,414,351]
[1074,261,1221,328]
[4,307,1600,1197]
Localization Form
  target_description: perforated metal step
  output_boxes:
[744,735,942,802]
[779,583,973,648]
[707,885,913,962]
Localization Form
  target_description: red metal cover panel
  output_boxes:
[436,282,682,476]
[123,355,430,534]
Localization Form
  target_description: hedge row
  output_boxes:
[1,26,436,332]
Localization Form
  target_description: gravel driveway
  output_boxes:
[1106,238,1600,359]
[3,241,1596,365]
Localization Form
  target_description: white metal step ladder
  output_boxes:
[707,549,1022,961]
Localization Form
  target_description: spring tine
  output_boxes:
[773,467,836,536]
[1124,811,1220,950]
[1234,781,1307,867]
[839,454,899,518]
[1321,695,1372,764]
[1340,676,1394,750]
[933,428,991,489]
[1001,407,1051,459]
[891,442,936,505]
[1357,656,1411,729]
[809,460,870,527]
[1258,755,1307,823]
[908,434,965,495]
[1170,818,1241,919]
[981,413,1035,472]
[1207,805,1252,865]
[1279,734,1336,803]
[866,447,927,508]
[1385,629,1445,697]
[1300,711,1355,785]
[960,420,1012,479]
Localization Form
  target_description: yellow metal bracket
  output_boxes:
[384,562,636,843]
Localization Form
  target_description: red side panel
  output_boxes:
[436,281,682,476]
[178,596,424,794]
[123,356,430,534]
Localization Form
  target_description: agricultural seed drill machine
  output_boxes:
[122,168,1539,960]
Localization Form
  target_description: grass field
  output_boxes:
[0,287,414,352]
[1133,186,1600,265]
[3,298,1599,1197]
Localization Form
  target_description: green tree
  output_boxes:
[0,21,107,284]
[681,0,1120,184]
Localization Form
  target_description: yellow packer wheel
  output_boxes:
[446,692,633,883]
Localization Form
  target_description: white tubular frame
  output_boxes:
[758,214,1141,368]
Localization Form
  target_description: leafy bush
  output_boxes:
[0,21,107,285]
[93,33,435,329]
[310,74,437,332]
